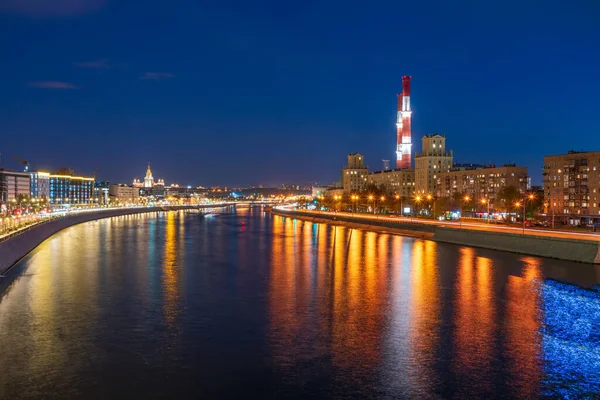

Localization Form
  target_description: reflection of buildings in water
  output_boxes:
[453,248,496,395]
[163,212,181,331]
[267,216,310,369]
[267,218,394,385]
[408,240,440,391]
[540,279,600,397]
[379,237,440,397]
[504,257,542,398]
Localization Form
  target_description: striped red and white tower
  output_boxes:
[396,75,412,169]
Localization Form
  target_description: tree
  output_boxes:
[496,185,521,223]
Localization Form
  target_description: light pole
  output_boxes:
[378,195,385,218]
[351,195,358,215]
[334,195,341,212]
[515,201,524,233]
[395,194,401,217]
[368,195,374,214]
[481,198,490,223]
[460,195,470,228]
[521,193,535,233]
[414,195,422,219]
[426,194,433,219]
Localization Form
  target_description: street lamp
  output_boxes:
[460,195,470,227]
[368,195,374,214]
[481,198,490,223]
[395,194,402,217]
[351,195,359,215]
[521,193,535,233]
[414,195,422,218]
[426,194,434,218]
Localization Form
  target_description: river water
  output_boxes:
[0,207,599,399]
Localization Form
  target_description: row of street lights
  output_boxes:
[317,192,537,229]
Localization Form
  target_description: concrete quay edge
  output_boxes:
[270,209,600,264]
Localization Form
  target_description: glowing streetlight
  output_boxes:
[460,195,470,227]
[481,198,490,223]
[351,195,359,214]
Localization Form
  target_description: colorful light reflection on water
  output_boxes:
[0,209,599,398]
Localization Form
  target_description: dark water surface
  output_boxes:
[1,207,600,399]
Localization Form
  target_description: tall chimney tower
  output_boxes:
[396,75,412,169]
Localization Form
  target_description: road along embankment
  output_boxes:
[0,206,203,274]
[271,209,436,239]
[271,209,600,264]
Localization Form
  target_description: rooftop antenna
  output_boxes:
[382,159,390,171]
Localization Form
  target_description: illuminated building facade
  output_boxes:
[94,181,110,205]
[437,164,529,199]
[415,134,453,194]
[543,150,600,222]
[0,169,31,205]
[49,170,94,205]
[396,76,412,169]
[29,171,50,199]
[342,153,369,192]
[143,163,154,188]
[367,169,415,197]
[134,163,165,193]
[109,184,140,205]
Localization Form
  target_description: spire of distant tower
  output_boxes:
[396,76,412,169]
[144,162,155,188]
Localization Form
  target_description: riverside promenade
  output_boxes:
[0,205,218,274]
[271,208,600,264]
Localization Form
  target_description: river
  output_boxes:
[0,206,599,399]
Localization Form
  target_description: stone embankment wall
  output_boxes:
[434,227,600,264]
[271,209,600,264]
[0,206,199,274]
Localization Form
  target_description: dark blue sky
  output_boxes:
[1,0,598,187]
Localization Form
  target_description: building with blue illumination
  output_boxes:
[49,169,94,205]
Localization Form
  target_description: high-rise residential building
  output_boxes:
[543,150,600,222]
[415,134,453,195]
[367,169,415,198]
[49,170,94,205]
[342,153,368,192]
[30,171,50,199]
[0,169,31,206]
[437,164,529,199]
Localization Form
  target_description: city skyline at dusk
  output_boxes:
[1,1,599,186]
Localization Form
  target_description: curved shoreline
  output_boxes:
[0,205,218,275]
[271,208,600,264]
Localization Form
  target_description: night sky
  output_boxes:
[1,1,598,187]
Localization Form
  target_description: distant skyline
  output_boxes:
[1,0,599,187]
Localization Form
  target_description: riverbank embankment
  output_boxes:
[271,209,600,264]
[0,206,203,274]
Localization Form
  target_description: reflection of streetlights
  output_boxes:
[481,198,490,223]
[460,195,470,228]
